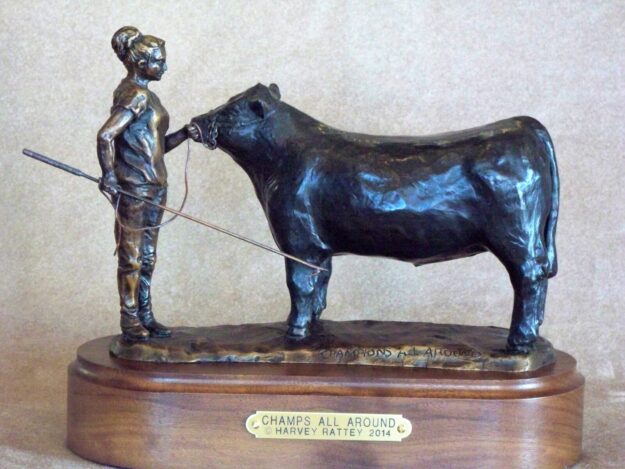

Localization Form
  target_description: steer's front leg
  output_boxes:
[285,259,324,339]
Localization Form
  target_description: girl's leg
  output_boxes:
[138,187,171,337]
[115,194,149,341]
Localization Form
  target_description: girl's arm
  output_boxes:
[164,127,189,153]
[97,108,135,194]
[165,124,200,153]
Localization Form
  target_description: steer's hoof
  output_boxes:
[286,325,310,341]
[506,337,535,355]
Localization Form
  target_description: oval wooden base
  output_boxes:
[67,336,584,469]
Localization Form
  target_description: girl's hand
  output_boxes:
[185,123,201,143]
[99,172,120,196]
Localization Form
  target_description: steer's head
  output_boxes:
[191,83,282,157]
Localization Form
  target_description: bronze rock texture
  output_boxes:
[110,320,554,372]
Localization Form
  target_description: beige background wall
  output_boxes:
[1,1,623,467]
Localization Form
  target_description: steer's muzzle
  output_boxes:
[191,112,219,150]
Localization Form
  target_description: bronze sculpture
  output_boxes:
[191,83,559,353]
[20,28,583,469]
[23,34,560,356]
[96,26,200,342]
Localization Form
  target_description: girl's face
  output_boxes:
[139,46,167,81]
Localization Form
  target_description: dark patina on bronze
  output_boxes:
[24,27,561,362]
[110,320,555,372]
[192,84,559,354]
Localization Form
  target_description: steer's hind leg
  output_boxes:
[285,256,330,339]
[488,225,550,354]
[482,181,552,353]
[504,258,549,354]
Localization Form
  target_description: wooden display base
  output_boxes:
[67,336,584,469]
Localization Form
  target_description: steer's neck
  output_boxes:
[221,103,330,205]
[275,103,329,140]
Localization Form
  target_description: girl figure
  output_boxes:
[97,26,199,341]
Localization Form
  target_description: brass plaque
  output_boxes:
[245,411,412,442]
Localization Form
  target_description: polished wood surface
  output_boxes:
[67,336,584,468]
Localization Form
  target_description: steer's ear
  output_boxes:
[269,83,281,100]
[250,98,272,119]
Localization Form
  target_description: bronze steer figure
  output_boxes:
[192,84,559,353]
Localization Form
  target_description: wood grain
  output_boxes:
[67,336,584,468]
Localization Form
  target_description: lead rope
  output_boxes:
[99,124,323,274]
[104,137,192,256]
[196,119,218,150]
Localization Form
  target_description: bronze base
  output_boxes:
[110,320,554,372]
[68,336,584,469]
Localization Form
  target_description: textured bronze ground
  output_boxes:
[110,320,554,372]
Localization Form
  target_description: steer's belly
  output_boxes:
[312,163,485,263]
[319,195,486,263]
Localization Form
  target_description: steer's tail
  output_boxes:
[540,127,559,278]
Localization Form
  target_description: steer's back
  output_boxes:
[287,116,553,264]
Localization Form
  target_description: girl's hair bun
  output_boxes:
[111,26,143,62]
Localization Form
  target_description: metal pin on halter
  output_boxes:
[21,148,327,273]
